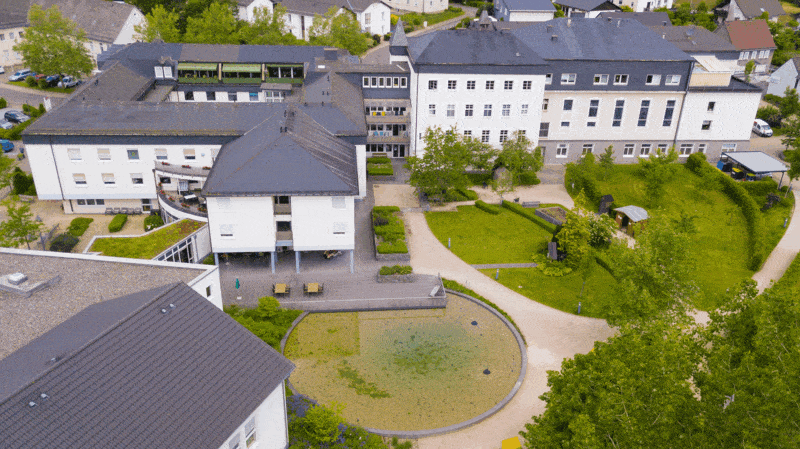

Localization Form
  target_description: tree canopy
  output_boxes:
[310,7,371,56]
[134,5,182,43]
[13,4,94,78]
[494,132,543,193]
[0,197,45,249]
[183,1,240,44]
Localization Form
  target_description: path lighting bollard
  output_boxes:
[448,237,451,248]
[578,302,582,314]
[495,269,499,280]
[784,217,789,228]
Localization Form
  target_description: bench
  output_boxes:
[369,153,388,158]
[429,285,441,297]
[522,201,540,208]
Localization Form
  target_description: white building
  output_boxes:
[552,0,621,18]
[767,57,800,96]
[382,0,449,13]
[0,0,144,68]
[607,0,673,12]
[494,0,556,22]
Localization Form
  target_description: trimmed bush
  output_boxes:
[37,79,48,90]
[49,233,80,252]
[25,76,36,87]
[373,206,408,254]
[379,265,413,275]
[368,165,394,176]
[67,217,94,237]
[455,187,478,200]
[0,98,6,109]
[466,172,492,185]
[475,200,501,214]
[108,214,128,233]
[373,206,400,213]
[377,241,409,254]
[685,152,707,174]
[144,214,164,231]
[518,171,541,186]
[501,200,558,233]
[367,156,391,164]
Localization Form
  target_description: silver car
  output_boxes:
[0,119,13,130]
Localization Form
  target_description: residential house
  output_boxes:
[608,0,673,12]
[721,0,785,22]
[767,56,800,96]
[596,11,672,26]
[552,0,622,18]
[715,19,776,75]
[494,0,556,22]
[0,0,144,68]
[0,280,293,449]
[382,0,449,13]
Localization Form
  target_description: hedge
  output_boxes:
[466,172,492,185]
[368,165,394,176]
[475,200,501,214]
[501,200,558,233]
[67,217,94,237]
[377,241,409,254]
[379,265,413,275]
[518,171,541,186]
[373,206,408,254]
[373,206,400,213]
[367,156,391,164]
[144,214,164,231]
[49,233,80,252]
[455,187,478,200]
[108,214,128,233]
[0,98,6,109]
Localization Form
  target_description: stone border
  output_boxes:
[278,289,527,440]
[534,206,566,226]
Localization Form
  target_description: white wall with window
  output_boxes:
[676,90,760,143]
[291,196,355,251]
[217,380,289,449]
[355,2,391,36]
[206,196,276,253]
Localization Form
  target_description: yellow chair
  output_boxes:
[502,436,522,449]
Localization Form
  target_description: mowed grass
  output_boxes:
[426,205,553,264]
[90,219,205,259]
[781,1,800,14]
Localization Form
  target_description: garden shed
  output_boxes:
[719,151,788,186]
[614,205,648,236]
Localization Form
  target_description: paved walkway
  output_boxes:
[752,189,800,291]
[396,184,614,449]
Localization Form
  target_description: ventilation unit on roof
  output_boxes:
[551,34,558,41]
[7,273,27,286]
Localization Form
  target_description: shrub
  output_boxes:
[367,156,391,164]
[740,177,779,200]
[144,214,164,231]
[377,241,408,253]
[25,76,36,87]
[518,171,541,185]
[384,33,392,41]
[475,200,501,214]
[757,105,782,128]
[108,214,128,233]
[379,265,412,275]
[373,206,400,213]
[49,233,80,252]
[12,169,33,195]
[455,187,478,200]
[685,152,708,174]
[763,93,782,105]
[67,217,94,237]
[466,172,492,185]
[368,165,394,176]
[0,98,6,108]
[501,200,558,233]
[37,79,48,90]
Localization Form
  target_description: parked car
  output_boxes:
[58,76,82,88]
[8,69,34,82]
[33,73,48,82]
[0,119,13,130]
[753,119,773,137]
[45,74,61,86]
[1,140,13,153]
[0,66,5,75]
[4,110,31,123]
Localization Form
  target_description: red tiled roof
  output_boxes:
[725,19,776,50]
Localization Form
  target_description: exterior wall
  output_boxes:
[291,196,355,251]
[675,89,761,147]
[217,381,289,449]
[381,0,448,13]
[509,10,555,21]
[356,144,367,198]
[727,0,746,21]
[206,196,276,253]
[285,9,343,40]
[238,0,274,22]
[735,49,774,74]
[357,3,391,36]
[0,27,26,67]
[113,9,145,45]
[616,0,672,12]
[544,60,693,93]
[767,60,799,96]
[411,70,547,157]
[187,262,224,309]
[539,139,677,164]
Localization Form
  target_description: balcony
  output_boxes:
[157,191,208,221]
[367,131,410,143]
[274,203,291,215]
[154,161,211,180]
[276,231,293,245]
[366,111,410,124]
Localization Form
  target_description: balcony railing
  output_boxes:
[157,191,208,220]
[276,231,293,242]
[367,111,406,117]
[370,131,409,137]
[154,161,211,178]
[274,204,291,215]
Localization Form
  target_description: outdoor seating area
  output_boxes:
[303,282,324,295]
[273,283,290,296]
[718,151,789,186]
[105,207,143,215]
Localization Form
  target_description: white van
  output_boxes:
[753,119,773,137]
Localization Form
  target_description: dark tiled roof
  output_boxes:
[344,0,389,12]
[716,19,776,50]
[408,29,547,66]
[0,282,294,449]
[280,0,341,15]
[203,104,359,196]
[552,0,620,11]
[732,0,785,18]
[503,0,556,11]
[178,43,328,64]
[390,20,409,47]
[0,0,29,28]
[597,11,672,27]
[33,0,140,44]
[650,25,737,53]
[72,60,154,102]
[512,18,694,61]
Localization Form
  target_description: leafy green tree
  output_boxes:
[780,87,800,118]
[310,7,370,55]
[13,4,93,78]
[407,126,496,202]
[126,0,185,15]
[757,105,782,127]
[638,145,678,206]
[0,155,14,192]
[494,132,542,192]
[135,4,182,42]
[184,1,240,44]
[598,145,614,180]
[178,0,236,33]
[744,60,755,82]
[520,319,705,448]
[240,5,305,45]
[0,197,45,249]
[291,402,346,445]
[555,205,592,269]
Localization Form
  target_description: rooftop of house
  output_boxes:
[405,25,548,66]
[715,19,776,50]
[0,282,294,448]
[502,0,557,12]
[650,25,738,53]
[0,248,216,360]
[728,0,785,18]
[512,17,694,61]
[0,0,29,29]
[597,11,672,27]
[552,0,621,11]
[203,103,360,197]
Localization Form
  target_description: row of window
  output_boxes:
[459,129,527,144]
[0,31,22,41]
[365,105,408,116]
[428,103,530,117]
[362,76,409,88]
[183,91,265,102]
[68,148,200,162]
[739,50,771,60]
[73,173,145,186]
[427,79,534,91]
[539,99,677,134]
[552,142,736,158]
[547,73,681,87]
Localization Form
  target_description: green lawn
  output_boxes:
[8,80,75,94]
[781,1,800,14]
[426,205,553,264]
[90,219,205,259]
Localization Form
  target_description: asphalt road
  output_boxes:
[0,81,66,109]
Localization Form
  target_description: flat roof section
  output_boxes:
[722,151,789,174]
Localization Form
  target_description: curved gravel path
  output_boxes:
[401,184,614,448]
[752,189,800,292]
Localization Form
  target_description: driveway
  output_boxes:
[0,80,67,109]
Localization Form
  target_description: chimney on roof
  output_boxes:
[546,24,553,32]
[551,34,558,41]
[617,19,621,27]
[662,33,665,39]
[567,17,571,27]
[663,21,668,25]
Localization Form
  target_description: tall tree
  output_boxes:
[407,126,496,202]
[780,87,800,118]
[240,5,304,46]
[134,4,182,43]
[310,7,370,56]
[637,145,678,207]
[0,198,45,249]
[184,1,240,44]
[494,132,543,193]
[13,5,93,78]
[598,145,614,180]
[0,155,14,192]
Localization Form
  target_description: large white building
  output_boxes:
[494,0,556,22]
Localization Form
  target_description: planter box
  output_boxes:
[373,234,410,262]
[376,273,415,283]
[535,206,567,226]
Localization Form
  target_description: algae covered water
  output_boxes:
[284,294,522,431]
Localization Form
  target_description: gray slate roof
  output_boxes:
[0,0,29,28]
[512,18,694,61]
[203,104,359,196]
[596,11,672,27]
[503,0,556,11]
[408,29,547,66]
[552,0,620,11]
[650,25,737,53]
[33,0,140,43]
[723,151,788,173]
[731,0,785,19]
[390,19,409,47]
[615,205,648,222]
[0,282,294,449]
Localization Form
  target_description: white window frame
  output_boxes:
[542,99,549,111]
[657,143,668,154]
[521,104,529,115]
[545,74,553,85]
[446,104,455,117]
[593,74,609,85]
[697,143,707,154]
[333,222,347,234]
[679,143,693,156]
[613,74,629,85]
[582,143,594,155]
[504,80,513,90]
[563,99,573,111]
[638,99,650,127]
[428,80,437,90]
[332,197,346,209]
[467,80,476,90]
[127,149,140,161]
[73,173,87,185]
[464,130,472,137]
[561,121,570,127]
[645,74,661,85]
[465,104,473,117]
[155,149,168,160]
[131,173,144,185]
[481,130,490,143]
[665,75,681,85]
[483,104,492,117]
[448,80,457,90]
[429,104,436,116]
[400,77,407,88]
[97,148,111,161]
[556,143,569,158]
[102,173,116,185]
[184,149,196,160]
[722,143,737,152]
[502,104,511,116]
[740,51,750,60]
[701,120,712,131]
[522,80,532,90]
[612,99,625,127]
[485,80,495,90]
[623,144,635,157]
[220,224,235,238]
[499,130,509,143]
[588,99,599,118]
[363,76,369,87]
[560,73,576,85]
[68,148,81,161]
[639,143,651,157]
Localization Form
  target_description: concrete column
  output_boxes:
[271,252,276,274]
[295,251,301,273]
[214,252,219,266]
[350,250,354,274]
